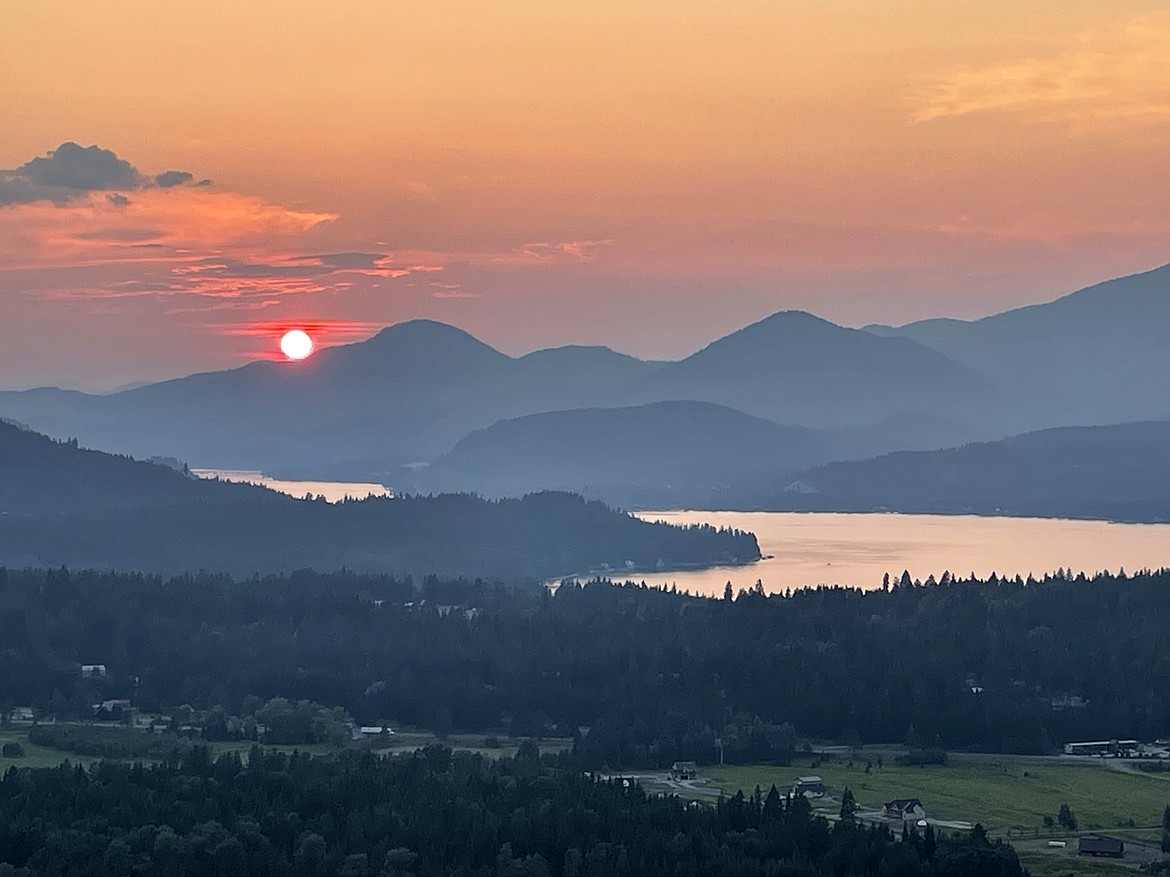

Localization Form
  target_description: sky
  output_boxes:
[2,0,1169,389]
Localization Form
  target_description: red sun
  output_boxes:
[280,329,314,360]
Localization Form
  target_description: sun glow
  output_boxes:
[280,329,314,360]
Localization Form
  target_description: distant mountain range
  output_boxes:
[0,420,759,578]
[866,263,1170,432]
[0,262,1165,517]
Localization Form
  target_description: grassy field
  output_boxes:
[0,730,97,769]
[1011,838,1141,877]
[0,726,572,770]
[707,757,1170,834]
[370,729,572,760]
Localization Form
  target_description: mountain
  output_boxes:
[415,401,990,507]
[0,322,658,477]
[866,263,1170,430]
[734,421,1170,522]
[1,264,1163,491]
[416,401,824,505]
[637,311,992,428]
[0,421,760,578]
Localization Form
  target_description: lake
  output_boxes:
[623,511,1170,596]
[192,469,392,503]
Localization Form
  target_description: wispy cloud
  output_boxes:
[911,11,1170,127]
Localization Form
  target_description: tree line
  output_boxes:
[0,745,1025,877]
[1,565,1168,766]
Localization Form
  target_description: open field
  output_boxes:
[0,730,98,770]
[1011,838,1148,876]
[707,756,1170,834]
[370,730,572,760]
[0,725,572,770]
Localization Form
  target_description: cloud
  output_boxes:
[0,142,201,205]
[106,193,131,207]
[911,11,1170,127]
[155,170,194,188]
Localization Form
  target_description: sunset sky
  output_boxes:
[3,0,1169,388]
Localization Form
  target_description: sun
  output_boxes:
[280,329,315,360]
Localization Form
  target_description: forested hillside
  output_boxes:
[0,422,758,578]
[2,565,1166,765]
[737,421,1170,521]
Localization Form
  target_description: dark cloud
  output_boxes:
[155,170,194,188]
[19,142,139,191]
[0,143,200,206]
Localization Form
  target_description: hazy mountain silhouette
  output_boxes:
[736,421,1170,522]
[417,401,823,504]
[415,401,987,507]
[0,266,1163,492]
[0,322,658,475]
[0,420,759,578]
[866,263,1170,430]
[637,310,991,428]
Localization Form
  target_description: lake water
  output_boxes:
[192,469,392,503]
[625,511,1170,596]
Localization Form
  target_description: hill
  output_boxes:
[638,310,991,429]
[416,401,824,505]
[416,402,990,507]
[866,263,1170,430]
[735,421,1170,522]
[0,421,759,578]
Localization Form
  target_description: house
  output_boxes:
[1078,835,1124,858]
[670,761,698,780]
[10,707,35,722]
[80,664,107,678]
[93,699,133,715]
[883,799,926,821]
[792,776,827,798]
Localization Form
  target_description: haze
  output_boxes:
[3,1,1170,388]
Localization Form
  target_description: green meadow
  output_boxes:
[708,757,1170,834]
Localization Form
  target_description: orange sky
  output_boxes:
[2,0,1169,387]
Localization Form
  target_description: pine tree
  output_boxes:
[839,787,857,822]
[1161,804,1170,853]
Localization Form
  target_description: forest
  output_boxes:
[0,745,1025,877]
[1,566,1168,765]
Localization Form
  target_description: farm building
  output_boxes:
[792,776,827,798]
[1078,835,1124,858]
[670,761,698,780]
[1062,739,1138,757]
[883,799,926,822]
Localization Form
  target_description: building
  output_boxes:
[80,664,107,678]
[1062,739,1138,757]
[1078,835,1124,858]
[93,699,133,716]
[792,776,827,798]
[670,761,698,781]
[883,799,926,822]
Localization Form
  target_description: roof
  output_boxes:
[672,761,697,769]
[796,775,823,783]
[1079,835,1124,854]
[885,798,923,810]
